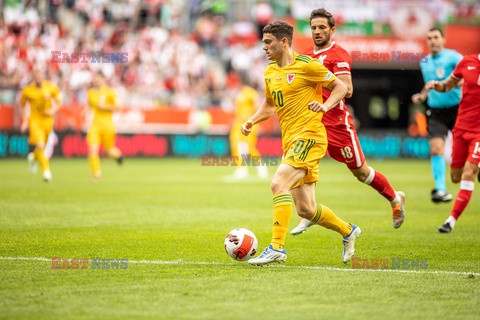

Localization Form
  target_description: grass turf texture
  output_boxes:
[0,158,478,319]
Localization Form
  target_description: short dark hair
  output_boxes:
[310,8,335,28]
[263,20,294,45]
[428,27,444,37]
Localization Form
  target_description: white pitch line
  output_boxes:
[0,256,479,277]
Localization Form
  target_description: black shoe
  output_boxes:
[478,172,480,183]
[438,222,452,233]
[116,156,123,165]
[431,189,453,203]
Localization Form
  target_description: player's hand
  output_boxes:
[44,109,55,116]
[241,120,253,136]
[411,93,426,104]
[425,80,438,91]
[308,101,329,113]
[20,120,28,133]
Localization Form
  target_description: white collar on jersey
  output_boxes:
[313,41,335,55]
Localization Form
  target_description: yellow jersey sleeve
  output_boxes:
[20,88,28,106]
[304,59,336,87]
[49,82,62,104]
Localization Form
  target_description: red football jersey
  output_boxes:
[451,54,480,133]
[304,41,351,127]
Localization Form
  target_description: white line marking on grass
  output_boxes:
[1,256,479,277]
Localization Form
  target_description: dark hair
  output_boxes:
[263,20,294,45]
[428,27,444,37]
[310,8,335,28]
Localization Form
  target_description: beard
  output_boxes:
[314,33,331,48]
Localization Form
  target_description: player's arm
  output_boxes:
[308,78,347,113]
[411,84,430,104]
[97,91,119,111]
[19,91,29,133]
[241,98,275,136]
[425,76,460,93]
[336,74,353,98]
[45,89,63,116]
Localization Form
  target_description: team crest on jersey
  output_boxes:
[436,67,445,79]
[286,73,295,84]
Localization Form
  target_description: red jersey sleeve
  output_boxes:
[329,46,351,76]
[451,57,466,80]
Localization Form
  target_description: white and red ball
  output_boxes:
[224,228,258,261]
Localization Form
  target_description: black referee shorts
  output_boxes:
[426,105,458,139]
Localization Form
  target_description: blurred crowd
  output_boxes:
[0,0,276,111]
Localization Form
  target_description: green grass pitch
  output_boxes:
[0,158,479,319]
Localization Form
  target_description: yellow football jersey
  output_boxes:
[87,86,118,126]
[264,52,336,152]
[235,85,258,122]
[21,81,61,120]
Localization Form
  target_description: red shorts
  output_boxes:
[325,116,365,170]
[451,128,480,169]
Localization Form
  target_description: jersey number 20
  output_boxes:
[272,90,284,107]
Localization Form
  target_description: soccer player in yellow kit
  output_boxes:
[20,69,62,182]
[243,21,361,265]
[86,73,123,180]
[229,75,268,179]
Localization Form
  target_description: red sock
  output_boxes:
[451,189,473,220]
[368,171,396,202]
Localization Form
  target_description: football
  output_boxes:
[224,228,258,261]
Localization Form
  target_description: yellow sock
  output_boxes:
[34,148,49,172]
[88,155,101,176]
[310,204,352,237]
[271,194,293,250]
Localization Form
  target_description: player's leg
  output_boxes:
[104,130,122,165]
[428,111,452,202]
[87,127,102,180]
[44,130,58,160]
[27,145,37,174]
[30,122,52,181]
[290,183,361,263]
[439,131,479,233]
[26,121,39,174]
[439,162,477,233]
[430,137,452,202]
[351,163,405,228]
[248,163,305,266]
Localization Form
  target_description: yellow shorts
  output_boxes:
[87,124,116,150]
[282,138,327,189]
[29,119,53,145]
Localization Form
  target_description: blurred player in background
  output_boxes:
[243,21,360,266]
[426,53,480,233]
[86,72,123,180]
[229,73,268,180]
[20,68,62,182]
[412,27,463,203]
[292,8,405,235]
